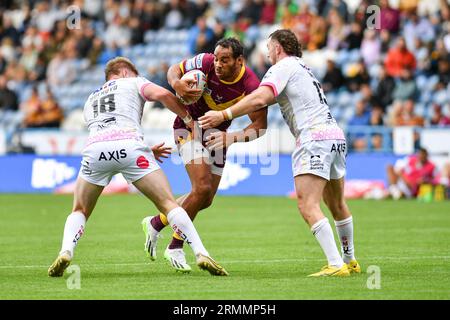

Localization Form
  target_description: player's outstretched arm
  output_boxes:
[167,63,202,102]
[142,81,193,126]
[199,86,275,129]
[204,108,268,150]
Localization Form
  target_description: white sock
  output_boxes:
[311,218,343,268]
[335,216,355,264]
[167,207,209,257]
[60,211,86,258]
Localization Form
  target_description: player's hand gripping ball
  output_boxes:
[176,70,207,105]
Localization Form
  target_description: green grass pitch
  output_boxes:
[0,194,449,299]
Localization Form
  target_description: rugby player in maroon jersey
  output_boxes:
[141,38,267,273]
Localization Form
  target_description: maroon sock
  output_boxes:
[150,215,166,232]
[168,237,184,249]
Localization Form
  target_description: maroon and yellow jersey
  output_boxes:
[173,53,260,132]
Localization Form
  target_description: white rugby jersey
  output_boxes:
[83,77,151,139]
[260,56,345,144]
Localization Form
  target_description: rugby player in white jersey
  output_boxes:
[48,57,228,277]
[199,30,361,277]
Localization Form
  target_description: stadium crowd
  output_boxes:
[0,0,449,153]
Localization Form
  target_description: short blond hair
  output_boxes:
[104,57,139,80]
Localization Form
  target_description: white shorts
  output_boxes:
[79,139,160,186]
[177,139,224,176]
[292,139,347,180]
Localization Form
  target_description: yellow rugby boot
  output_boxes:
[347,259,361,274]
[48,251,72,277]
[196,254,229,276]
[308,263,350,277]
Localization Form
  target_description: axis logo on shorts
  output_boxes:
[330,143,346,154]
[99,149,127,162]
[136,156,149,169]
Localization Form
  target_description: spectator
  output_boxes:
[291,2,314,48]
[1,14,21,45]
[0,74,18,111]
[23,86,63,128]
[375,67,396,111]
[73,21,96,58]
[187,16,214,55]
[129,16,144,45]
[395,99,425,127]
[104,16,131,48]
[239,0,262,26]
[252,51,271,80]
[22,86,41,127]
[21,25,43,50]
[326,8,349,51]
[436,57,450,89]
[380,0,400,33]
[306,15,327,51]
[31,1,63,36]
[322,59,345,92]
[323,0,349,22]
[1,37,16,62]
[259,0,277,25]
[141,1,162,31]
[46,51,76,86]
[360,29,381,66]
[369,105,385,150]
[0,53,7,74]
[186,0,210,26]
[413,38,430,73]
[341,21,363,50]
[392,69,418,101]
[360,83,377,107]
[346,61,370,92]
[19,44,38,73]
[403,11,436,52]
[387,100,404,126]
[211,0,237,26]
[369,105,384,126]
[385,37,416,77]
[430,103,450,126]
[38,87,64,127]
[429,38,449,75]
[87,37,105,67]
[163,0,185,29]
[348,99,371,150]
[380,29,392,54]
[98,43,122,66]
[387,148,437,199]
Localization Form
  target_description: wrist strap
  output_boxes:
[223,108,233,121]
[182,113,192,124]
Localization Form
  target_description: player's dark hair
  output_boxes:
[269,29,303,58]
[215,37,244,59]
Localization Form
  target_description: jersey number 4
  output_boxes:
[92,94,116,118]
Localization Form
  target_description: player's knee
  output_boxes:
[328,200,346,216]
[192,180,212,198]
[297,198,316,216]
[200,191,215,209]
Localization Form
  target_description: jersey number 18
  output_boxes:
[92,94,116,118]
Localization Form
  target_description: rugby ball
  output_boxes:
[176,69,207,105]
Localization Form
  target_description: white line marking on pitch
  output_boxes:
[0,255,448,269]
